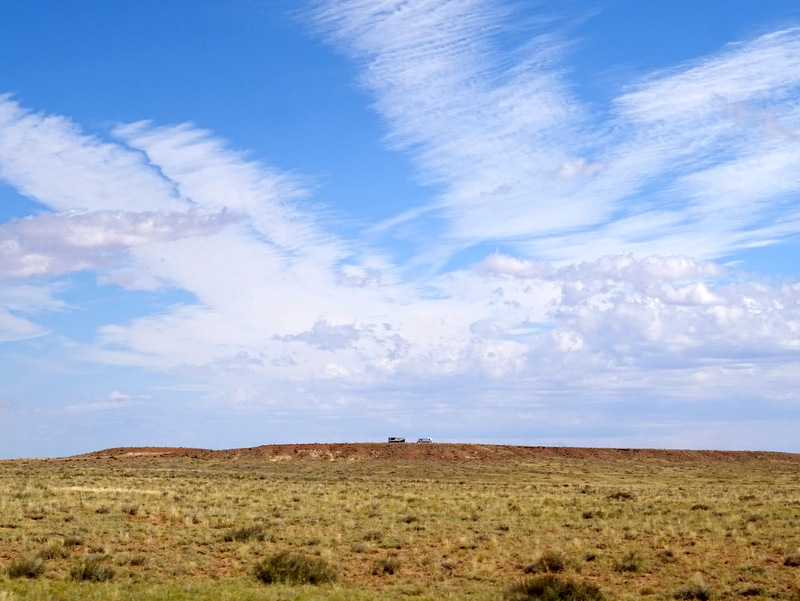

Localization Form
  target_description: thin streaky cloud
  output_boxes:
[0,97,185,214]
[313,3,800,265]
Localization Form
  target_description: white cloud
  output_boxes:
[0,307,48,342]
[616,29,800,125]
[112,122,322,252]
[313,4,800,265]
[0,210,234,279]
[0,96,186,213]
[0,284,64,342]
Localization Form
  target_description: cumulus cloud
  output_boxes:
[553,158,606,179]
[0,210,234,279]
[277,320,362,352]
[474,253,800,373]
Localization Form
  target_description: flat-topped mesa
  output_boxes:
[61,443,800,464]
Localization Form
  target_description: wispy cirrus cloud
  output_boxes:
[0,96,186,213]
[312,3,800,264]
[0,283,65,342]
[312,0,591,245]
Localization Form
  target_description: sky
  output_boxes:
[1,0,800,458]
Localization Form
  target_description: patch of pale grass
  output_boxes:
[56,486,162,495]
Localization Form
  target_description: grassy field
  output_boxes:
[1,445,799,600]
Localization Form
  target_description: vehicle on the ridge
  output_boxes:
[417,437,433,443]
[388,436,406,443]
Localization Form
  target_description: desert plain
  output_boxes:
[1,443,799,600]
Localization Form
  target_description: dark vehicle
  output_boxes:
[388,437,405,443]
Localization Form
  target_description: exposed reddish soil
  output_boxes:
[64,443,800,464]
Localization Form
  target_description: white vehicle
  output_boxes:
[417,437,433,443]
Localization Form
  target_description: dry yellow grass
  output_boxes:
[0,445,799,600]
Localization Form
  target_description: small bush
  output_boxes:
[657,549,675,562]
[121,504,139,516]
[372,557,401,575]
[506,574,605,601]
[7,556,46,579]
[63,535,83,547]
[740,586,763,597]
[127,554,148,566]
[253,551,336,585]
[674,582,711,600]
[607,491,635,501]
[524,550,569,574]
[613,551,640,573]
[784,554,800,567]
[70,556,115,582]
[37,544,69,560]
[222,524,268,542]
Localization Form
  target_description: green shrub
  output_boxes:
[363,530,383,542]
[372,556,401,575]
[607,491,635,501]
[524,550,569,574]
[222,524,268,542]
[674,582,711,600]
[506,574,605,601]
[7,556,46,579]
[740,585,763,597]
[36,544,69,560]
[613,551,640,573]
[70,556,115,582]
[120,504,139,516]
[253,551,336,585]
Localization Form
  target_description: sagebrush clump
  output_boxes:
[70,555,115,582]
[523,550,569,574]
[372,556,401,575]
[221,524,269,542]
[7,556,46,579]
[253,551,336,585]
[506,574,605,601]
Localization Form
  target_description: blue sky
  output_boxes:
[2,0,800,458]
